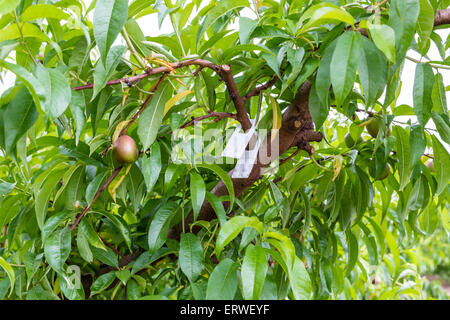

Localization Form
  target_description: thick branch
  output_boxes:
[434,8,450,26]
[168,81,323,239]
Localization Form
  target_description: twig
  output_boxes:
[243,75,278,102]
[179,112,237,129]
[98,233,131,263]
[122,28,146,69]
[121,73,168,135]
[70,166,123,232]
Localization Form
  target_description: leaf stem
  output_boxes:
[14,10,36,65]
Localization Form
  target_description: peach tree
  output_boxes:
[0,0,449,300]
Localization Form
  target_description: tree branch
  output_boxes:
[434,8,450,26]
[179,111,237,129]
[243,75,278,102]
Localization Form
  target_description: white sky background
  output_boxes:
[0,3,448,149]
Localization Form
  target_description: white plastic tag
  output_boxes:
[231,136,260,178]
[221,120,256,159]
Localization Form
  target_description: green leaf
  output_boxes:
[407,174,429,211]
[431,112,450,144]
[239,17,258,44]
[79,219,106,250]
[44,227,71,274]
[3,86,38,153]
[92,45,127,99]
[388,0,420,65]
[358,37,386,107]
[413,63,434,127]
[147,202,178,255]
[367,22,396,63]
[35,169,66,229]
[409,124,426,168]
[205,192,227,227]
[91,246,118,268]
[90,272,116,296]
[330,31,361,106]
[69,90,86,146]
[179,233,204,282]
[93,0,128,64]
[345,229,359,276]
[196,0,249,46]
[77,228,93,263]
[416,0,434,54]
[205,258,238,300]
[196,163,235,209]
[432,73,447,114]
[141,141,161,193]
[190,171,206,222]
[215,216,263,257]
[21,4,70,21]
[431,135,450,195]
[287,256,312,300]
[137,82,173,151]
[0,257,15,296]
[297,3,354,35]
[241,245,268,300]
[34,64,71,119]
[0,0,20,15]
[393,126,411,191]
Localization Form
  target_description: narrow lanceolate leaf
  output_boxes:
[164,90,192,116]
[34,64,71,119]
[297,3,354,35]
[388,0,420,65]
[92,45,127,100]
[267,93,282,142]
[432,73,447,114]
[215,216,263,257]
[79,219,106,250]
[0,0,20,15]
[413,63,434,127]
[239,17,258,44]
[35,169,66,229]
[147,202,178,255]
[141,142,161,193]
[0,257,15,296]
[358,37,387,107]
[3,86,38,153]
[93,0,128,65]
[196,0,249,46]
[287,256,312,300]
[196,163,235,209]
[345,229,359,276]
[367,22,396,64]
[69,90,86,146]
[393,126,411,191]
[90,272,116,296]
[431,112,450,144]
[409,124,426,168]
[137,82,173,151]
[21,4,70,21]
[205,258,238,300]
[330,31,362,106]
[190,171,206,222]
[241,245,268,300]
[179,233,204,282]
[44,227,71,274]
[431,135,450,196]
[416,0,434,53]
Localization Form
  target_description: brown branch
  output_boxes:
[98,233,131,263]
[179,111,237,129]
[243,75,278,102]
[70,166,123,232]
[434,8,450,26]
[121,73,168,135]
